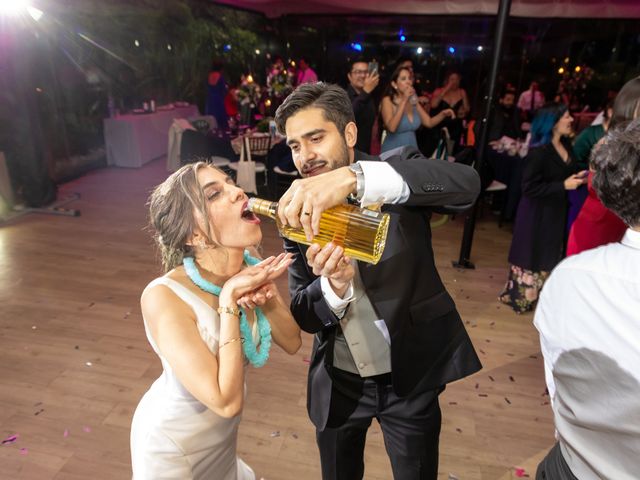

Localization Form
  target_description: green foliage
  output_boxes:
[65,0,265,107]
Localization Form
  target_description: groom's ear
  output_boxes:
[344,122,357,149]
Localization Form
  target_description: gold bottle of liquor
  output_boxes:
[247,197,390,264]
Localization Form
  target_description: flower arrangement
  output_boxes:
[267,64,293,100]
[237,74,261,107]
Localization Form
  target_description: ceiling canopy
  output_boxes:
[214,0,640,19]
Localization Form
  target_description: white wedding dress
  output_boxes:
[131,277,256,480]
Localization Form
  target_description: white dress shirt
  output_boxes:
[517,89,545,112]
[320,160,408,314]
[534,228,640,480]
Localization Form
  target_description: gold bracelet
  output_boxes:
[217,306,241,317]
[219,337,244,349]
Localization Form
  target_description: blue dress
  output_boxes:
[205,76,228,131]
[381,107,421,152]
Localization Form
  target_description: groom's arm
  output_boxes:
[284,239,343,334]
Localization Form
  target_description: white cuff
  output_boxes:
[320,276,354,318]
[359,161,409,206]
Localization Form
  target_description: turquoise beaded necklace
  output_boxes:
[182,251,271,367]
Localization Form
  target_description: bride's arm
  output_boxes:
[259,289,301,354]
[245,247,301,354]
[142,285,245,418]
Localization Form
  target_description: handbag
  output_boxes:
[235,136,257,194]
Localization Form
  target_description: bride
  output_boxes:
[130,162,301,479]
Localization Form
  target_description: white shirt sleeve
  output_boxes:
[320,276,354,319]
[533,279,559,404]
[358,161,410,207]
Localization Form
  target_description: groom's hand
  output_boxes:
[306,242,354,298]
[278,166,357,241]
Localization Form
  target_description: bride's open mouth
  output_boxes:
[241,201,261,224]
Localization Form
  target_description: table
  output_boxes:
[104,105,199,168]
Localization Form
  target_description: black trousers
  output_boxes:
[317,368,442,480]
[536,443,579,480]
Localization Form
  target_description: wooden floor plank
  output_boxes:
[0,158,554,479]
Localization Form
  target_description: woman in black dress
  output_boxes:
[500,104,588,313]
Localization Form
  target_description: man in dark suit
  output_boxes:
[273,83,482,480]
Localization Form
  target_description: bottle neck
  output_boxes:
[247,197,277,220]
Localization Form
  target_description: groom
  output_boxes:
[274,82,482,480]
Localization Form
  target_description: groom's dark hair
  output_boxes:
[274,82,355,138]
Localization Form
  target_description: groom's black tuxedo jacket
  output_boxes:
[284,146,483,429]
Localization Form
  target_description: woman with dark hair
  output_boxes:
[567,76,640,256]
[380,65,454,153]
[429,71,470,154]
[205,60,229,131]
[500,104,588,313]
[130,163,301,479]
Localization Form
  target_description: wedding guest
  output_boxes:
[380,65,454,153]
[500,104,587,314]
[566,76,640,256]
[345,58,379,154]
[205,60,229,131]
[535,119,640,480]
[296,57,318,85]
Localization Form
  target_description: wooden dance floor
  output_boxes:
[0,158,554,479]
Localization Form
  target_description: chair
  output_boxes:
[228,135,269,186]
[484,179,508,226]
[188,115,218,134]
[266,141,299,199]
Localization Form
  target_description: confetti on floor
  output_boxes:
[269,431,280,438]
[2,434,18,445]
[63,429,69,438]
[20,448,28,455]
[509,375,516,382]
[515,467,526,477]
[505,397,512,405]
[85,362,93,367]
[83,426,91,433]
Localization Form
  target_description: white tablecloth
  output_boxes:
[104,105,199,168]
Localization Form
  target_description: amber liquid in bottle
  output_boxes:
[247,198,390,264]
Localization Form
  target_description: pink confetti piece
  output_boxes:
[19,448,28,455]
[63,429,69,438]
[83,426,91,433]
[2,434,18,445]
[515,467,526,477]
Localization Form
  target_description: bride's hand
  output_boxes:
[223,253,293,309]
[237,283,277,311]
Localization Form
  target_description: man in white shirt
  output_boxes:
[534,119,640,480]
[517,80,545,121]
[296,57,318,85]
